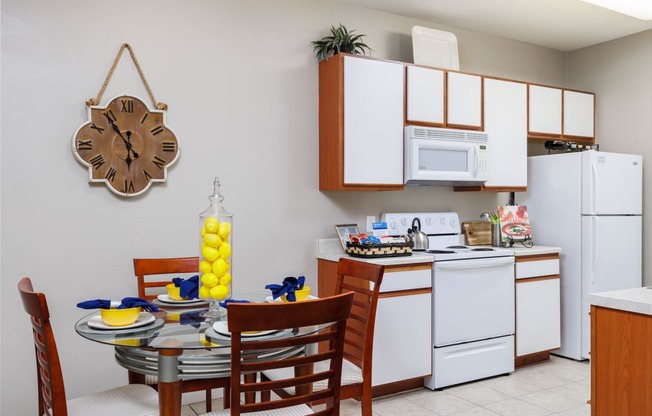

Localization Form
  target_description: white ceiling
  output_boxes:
[335,0,652,51]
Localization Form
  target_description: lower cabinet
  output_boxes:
[317,259,432,396]
[373,291,431,386]
[515,253,561,367]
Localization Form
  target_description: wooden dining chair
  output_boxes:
[199,292,354,416]
[134,256,199,301]
[261,258,385,416]
[131,256,229,412]
[17,277,160,416]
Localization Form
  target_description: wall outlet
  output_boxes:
[366,216,376,232]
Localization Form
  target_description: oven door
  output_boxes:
[433,256,514,346]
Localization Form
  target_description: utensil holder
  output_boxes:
[491,224,501,247]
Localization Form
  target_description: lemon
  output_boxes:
[210,284,229,300]
[203,232,222,248]
[201,273,219,288]
[199,285,211,299]
[202,246,219,262]
[218,222,231,239]
[201,227,206,237]
[212,258,228,277]
[218,242,231,259]
[219,273,232,286]
[204,217,219,233]
[199,260,213,274]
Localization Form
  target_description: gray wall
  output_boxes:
[1,0,568,413]
[566,31,652,286]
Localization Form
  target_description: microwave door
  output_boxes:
[407,138,477,183]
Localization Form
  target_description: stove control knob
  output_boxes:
[450,219,458,228]
[439,217,446,225]
[400,218,408,227]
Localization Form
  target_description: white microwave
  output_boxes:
[404,126,489,186]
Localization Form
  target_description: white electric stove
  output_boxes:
[381,212,516,389]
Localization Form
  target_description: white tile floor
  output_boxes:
[183,355,591,415]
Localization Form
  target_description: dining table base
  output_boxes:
[159,348,183,416]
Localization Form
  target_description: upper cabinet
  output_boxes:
[319,54,405,191]
[406,65,482,130]
[447,72,483,130]
[563,90,595,139]
[528,85,595,143]
[528,85,562,136]
[406,66,445,125]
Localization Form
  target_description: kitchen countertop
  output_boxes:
[586,287,652,316]
[317,239,560,265]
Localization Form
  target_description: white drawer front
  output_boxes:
[379,268,432,292]
[426,335,514,389]
[516,259,559,279]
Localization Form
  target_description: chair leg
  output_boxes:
[205,388,212,412]
[260,374,271,401]
[128,370,146,385]
[223,385,230,409]
[360,382,373,416]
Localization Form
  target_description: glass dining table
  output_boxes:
[75,295,319,416]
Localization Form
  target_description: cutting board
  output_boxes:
[463,222,492,245]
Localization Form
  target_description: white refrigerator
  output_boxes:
[520,150,642,360]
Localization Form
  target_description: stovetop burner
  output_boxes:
[446,245,468,249]
[471,248,495,252]
[426,250,456,254]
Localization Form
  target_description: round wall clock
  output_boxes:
[72,94,179,197]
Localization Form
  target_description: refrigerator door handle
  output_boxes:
[592,216,599,275]
[592,163,599,213]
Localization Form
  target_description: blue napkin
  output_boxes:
[179,310,204,328]
[172,275,199,300]
[218,298,251,308]
[77,297,159,312]
[265,276,305,302]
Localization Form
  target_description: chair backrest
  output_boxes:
[18,277,68,416]
[335,258,385,376]
[227,292,354,415]
[133,257,199,300]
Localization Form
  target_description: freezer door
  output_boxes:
[582,151,642,215]
[580,215,642,358]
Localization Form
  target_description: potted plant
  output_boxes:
[312,24,371,61]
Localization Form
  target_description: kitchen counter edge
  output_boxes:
[586,287,652,316]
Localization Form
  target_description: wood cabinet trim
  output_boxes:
[516,275,560,283]
[515,253,559,262]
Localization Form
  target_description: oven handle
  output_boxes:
[434,257,514,270]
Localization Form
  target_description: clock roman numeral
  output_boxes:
[143,169,153,181]
[120,99,134,113]
[162,141,176,152]
[77,139,92,150]
[105,167,117,182]
[152,156,166,169]
[140,113,149,124]
[90,123,105,134]
[89,154,105,170]
[150,125,164,136]
[103,109,117,123]
[124,179,135,194]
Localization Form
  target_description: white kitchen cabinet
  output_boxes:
[447,72,483,129]
[406,65,445,125]
[373,291,431,386]
[482,78,527,189]
[515,254,561,365]
[563,90,595,139]
[528,85,562,137]
[317,260,432,396]
[319,54,405,191]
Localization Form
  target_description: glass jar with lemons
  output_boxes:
[198,177,232,319]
